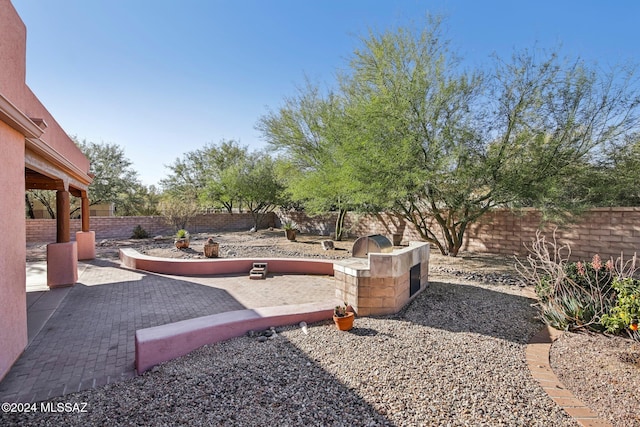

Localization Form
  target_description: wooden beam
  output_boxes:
[56,190,70,243]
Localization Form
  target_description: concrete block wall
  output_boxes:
[26,212,277,243]
[27,208,640,261]
[279,208,640,262]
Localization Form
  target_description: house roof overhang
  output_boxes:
[1,92,92,196]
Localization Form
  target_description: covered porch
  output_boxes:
[0,0,94,381]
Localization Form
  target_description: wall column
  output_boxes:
[47,189,77,287]
[81,195,90,232]
[76,193,95,260]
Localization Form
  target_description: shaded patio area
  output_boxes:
[0,260,336,403]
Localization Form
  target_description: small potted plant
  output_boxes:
[333,301,355,331]
[203,237,219,258]
[174,229,190,249]
[283,221,298,241]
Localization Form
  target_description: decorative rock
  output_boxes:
[321,240,334,250]
[153,235,164,241]
[299,321,308,335]
[256,336,268,342]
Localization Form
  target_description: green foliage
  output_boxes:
[175,229,189,239]
[161,140,284,229]
[601,278,640,340]
[338,16,501,255]
[258,82,358,240]
[534,257,615,332]
[26,137,158,218]
[74,137,145,216]
[134,185,162,216]
[162,139,248,212]
[131,225,149,239]
[231,153,285,229]
[520,233,640,339]
[261,15,640,255]
[282,220,298,231]
[574,134,640,207]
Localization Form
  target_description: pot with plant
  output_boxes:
[333,302,355,331]
[203,237,219,258]
[174,229,190,249]
[283,221,298,241]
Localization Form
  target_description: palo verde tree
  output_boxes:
[339,17,488,255]
[257,82,358,240]
[273,16,640,256]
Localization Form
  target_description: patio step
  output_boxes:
[249,262,268,280]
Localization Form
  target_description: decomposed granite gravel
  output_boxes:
[1,280,579,427]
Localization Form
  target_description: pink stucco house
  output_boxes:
[0,1,95,381]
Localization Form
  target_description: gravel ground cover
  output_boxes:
[551,333,640,427]
[16,230,639,426]
[4,280,576,426]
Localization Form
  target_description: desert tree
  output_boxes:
[338,17,640,255]
[258,82,358,240]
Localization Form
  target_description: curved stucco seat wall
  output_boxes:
[119,248,336,276]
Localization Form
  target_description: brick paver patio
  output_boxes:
[0,259,336,403]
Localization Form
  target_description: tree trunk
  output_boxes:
[334,208,347,241]
[25,194,35,219]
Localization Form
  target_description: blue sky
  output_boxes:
[12,0,640,186]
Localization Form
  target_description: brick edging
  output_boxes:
[526,326,613,427]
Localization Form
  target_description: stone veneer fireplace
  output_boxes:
[333,242,430,316]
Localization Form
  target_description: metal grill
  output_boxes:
[352,234,393,258]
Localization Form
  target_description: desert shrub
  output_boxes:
[537,260,615,332]
[518,231,616,332]
[131,225,149,239]
[601,277,640,341]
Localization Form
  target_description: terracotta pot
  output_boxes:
[204,242,219,258]
[174,238,190,249]
[285,229,297,241]
[333,312,355,331]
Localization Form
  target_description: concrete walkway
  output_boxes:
[0,259,336,403]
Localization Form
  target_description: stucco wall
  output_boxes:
[0,1,26,104]
[0,122,28,381]
[22,87,90,172]
[0,0,28,383]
